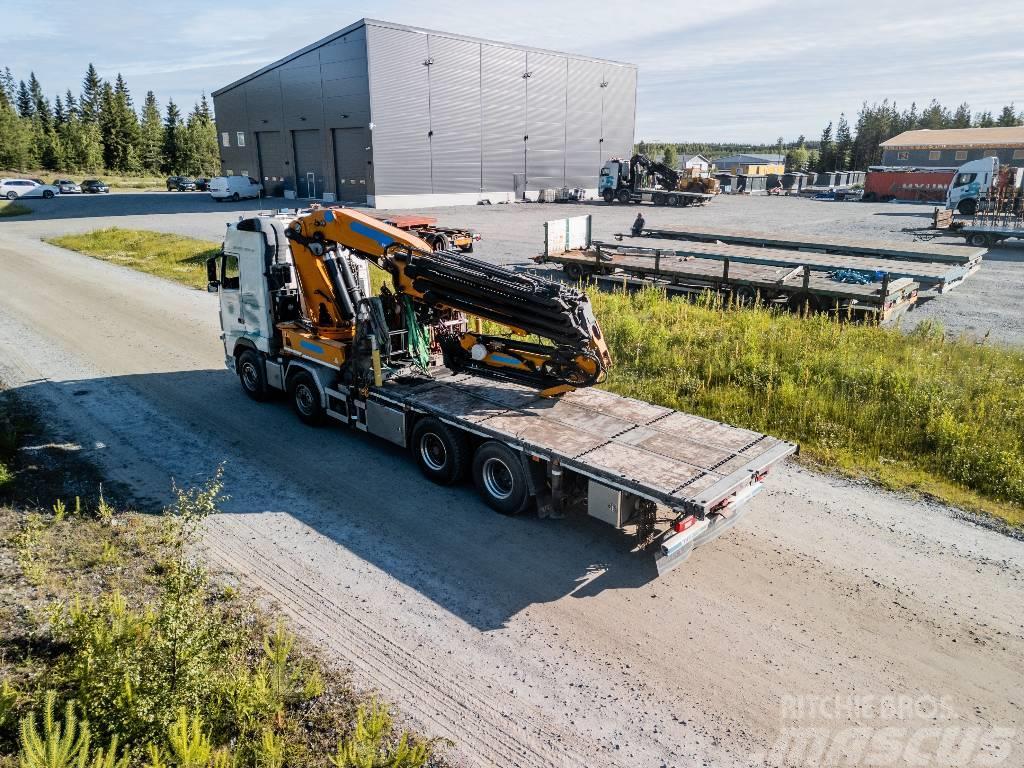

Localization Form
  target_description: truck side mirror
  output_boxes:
[206,256,220,292]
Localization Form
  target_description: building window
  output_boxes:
[897,151,909,160]
[1014,149,1024,160]
[983,150,998,157]
[955,150,967,161]
[928,150,941,161]
[236,132,246,147]
[221,132,230,148]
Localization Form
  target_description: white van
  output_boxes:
[210,175,263,202]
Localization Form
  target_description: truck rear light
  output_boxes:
[673,515,697,533]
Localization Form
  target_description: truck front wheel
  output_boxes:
[957,198,977,216]
[412,417,468,485]
[237,349,269,401]
[472,441,530,516]
[288,370,326,426]
[602,188,615,203]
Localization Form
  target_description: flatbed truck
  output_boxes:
[210,211,797,575]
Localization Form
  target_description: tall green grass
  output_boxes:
[0,201,31,218]
[592,288,1024,525]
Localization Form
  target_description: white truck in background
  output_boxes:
[946,157,1023,215]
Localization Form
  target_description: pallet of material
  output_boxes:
[538,246,919,323]
[637,226,985,265]
[605,239,974,294]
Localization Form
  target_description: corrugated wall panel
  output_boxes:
[525,52,566,190]
[292,128,324,198]
[255,130,286,196]
[601,65,636,163]
[481,44,526,192]
[428,35,482,194]
[366,26,431,196]
[564,59,604,188]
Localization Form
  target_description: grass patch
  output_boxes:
[0,201,31,218]
[0,389,444,768]
[591,288,1024,526]
[47,228,219,290]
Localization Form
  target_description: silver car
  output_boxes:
[53,178,82,194]
[0,178,60,199]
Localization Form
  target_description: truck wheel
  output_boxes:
[288,370,325,426]
[472,441,530,516]
[667,194,679,207]
[652,192,665,206]
[412,417,468,485]
[617,189,632,204]
[430,234,451,252]
[967,232,990,247]
[602,188,615,203]
[957,198,977,216]
[237,350,269,401]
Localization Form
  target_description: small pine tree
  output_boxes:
[80,63,103,124]
[16,80,33,118]
[139,91,164,173]
[163,99,182,173]
[28,72,52,129]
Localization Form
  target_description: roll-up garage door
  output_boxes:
[255,131,285,197]
[332,127,371,203]
[291,129,323,199]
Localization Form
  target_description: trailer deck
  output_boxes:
[606,238,975,293]
[371,370,796,567]
[541,245,919,322]
[636,226,985,265]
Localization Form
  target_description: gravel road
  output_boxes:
[1,198,1022,766]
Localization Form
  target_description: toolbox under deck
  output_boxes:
[376,371,798,517]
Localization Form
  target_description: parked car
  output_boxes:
[0,178,59,199]
[209,175,263,202]
[166,176,197,191]
[53,178,82,194]
[81,179,110,193]
[194,177,211,191]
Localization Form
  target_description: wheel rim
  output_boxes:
[420,433,447,471]
[241,361,259,391]
[295,383,316,415]
[482,457,514,500]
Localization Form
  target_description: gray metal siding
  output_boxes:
[427,35,482,194]
[255,131,286,196]
[292,129,324,198]
[366,25,432,196]
[524,52,566,191]
[564,59,603,188]
[481,44,526,192]
[601,65,636,165]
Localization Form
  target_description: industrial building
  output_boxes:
[712,154,785,175]
[212,19,637,208]
[880,127,1024,168]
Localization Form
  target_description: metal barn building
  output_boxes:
[212,19,637,208]
[880,127,1024,168]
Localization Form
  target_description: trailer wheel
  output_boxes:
[786,291,819,316]
[288,370,326,426]
[411,417,468,485]
[563,263,585,280]
[237,349,269,401]
[652,192,665,206]
[733,285,758,307]
[667,194,679,207]
[602,188,615,203]
[967,232,990,248]
[472,441,530,516]
[429,233,452,252]
[617,189,632,204]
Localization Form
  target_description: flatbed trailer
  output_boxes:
[539,242,919,323]
[608,188,714,207]
[635,226,985,266]
[370,213,480,253]
[952,223,1024,248]
[613,236,975,294]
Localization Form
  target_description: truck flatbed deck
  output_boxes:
[636,226,985,265]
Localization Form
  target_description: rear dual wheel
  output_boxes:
[412,417,468,485]
[472,441,530,516]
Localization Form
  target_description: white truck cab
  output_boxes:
[946,157,998,214]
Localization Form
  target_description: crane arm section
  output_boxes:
[284,207,611,390]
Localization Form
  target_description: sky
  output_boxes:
[3,0,1022,143]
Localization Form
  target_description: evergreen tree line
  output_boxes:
[0,63,219,177]
[814,99,1023,173]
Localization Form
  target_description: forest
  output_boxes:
[0,64,219,177]
[637,99,1023,174]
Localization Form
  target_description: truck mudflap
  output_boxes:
[655,480,765,576]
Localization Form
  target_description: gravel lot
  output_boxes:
[6,190,1024,346]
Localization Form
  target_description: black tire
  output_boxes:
[288,370,325,426]
[957,198,977,216]
[563,263,584,280]
[411,417,468,486]
[617,189,632,204]
[472,441,530,516]
[786,291,818,315]
[733,285,758,307]
[430,234,452,252]
[602,188,615,203]
[651,192,665,206]
[43,189,54,199]
[231,192,240,202]
[967,232,990,248]
[237,349,269,401]
[667,194,679,207]
[861,191,877,202]
[5,191,16,200]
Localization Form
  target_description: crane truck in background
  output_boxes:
[600,154,718,207]
[207,206,796,575]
